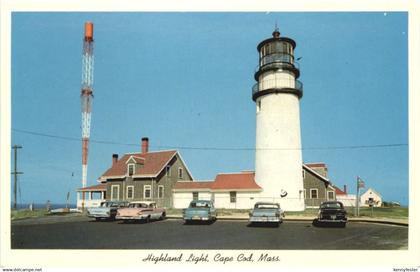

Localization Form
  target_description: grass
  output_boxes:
[11,209,49,220]
[345,207,408,219]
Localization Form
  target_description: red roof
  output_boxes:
[77,183,107,192]
[212,172,261,190]
[332,185,347,195]
[100,150,177,178]
[173,172,261,191]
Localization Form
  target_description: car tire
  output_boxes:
[145,216,151,223]
[184,220,190,225]
[95,218,100,221]
[160,212,166,220]
[340,222,346,228]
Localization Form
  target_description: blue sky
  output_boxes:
[11,12,408,206]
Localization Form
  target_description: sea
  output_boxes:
[11,203,77,210]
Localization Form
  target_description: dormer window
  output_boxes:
[128,164,135,176]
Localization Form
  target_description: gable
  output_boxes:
[99,150,178,181]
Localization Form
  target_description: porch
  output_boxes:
[76,183,107,210]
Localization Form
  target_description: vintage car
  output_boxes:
[248,202,284,226]
[313,201,347,227]
[87,201,129,221]
[115,201,166,223]
[182,200,217,224]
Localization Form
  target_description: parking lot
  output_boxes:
[11,216,408,249]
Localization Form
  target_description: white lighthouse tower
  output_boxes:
[253,27,305,211]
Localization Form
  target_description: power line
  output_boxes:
[12,128,407,151]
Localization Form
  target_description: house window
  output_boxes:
[126,186,134,199]
[192,192,199,201]
[144,185,151,199]
[166,165,171,177]
[158,185,164,199]
[303,189,306,199]
[327,191,335,200]
[302,170,306,179]
[111,185,120,201]
[178,167,183,179]
[310,189,318,199]
[230,192,237,203]
[128,164,135,176]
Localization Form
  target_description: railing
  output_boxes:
[252,79,303,97]
[77,199,103,209]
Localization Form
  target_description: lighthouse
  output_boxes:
[252,27,305,211]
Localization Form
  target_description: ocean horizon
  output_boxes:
[11,203,77,210]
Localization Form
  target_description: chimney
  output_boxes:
[141,137,149,154]
[343,185,347,194]
[112,154,118,166]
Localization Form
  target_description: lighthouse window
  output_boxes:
[257,100,261,112]
[264,44,271,55]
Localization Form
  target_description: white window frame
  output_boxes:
[327,191,335,200]
[127,163,135,176]
[158,185,164,199]
[111,185,120,201]
[178,167,183,179]
[143,185,152,199]
[310,188,318,199]
[126,185,134,199]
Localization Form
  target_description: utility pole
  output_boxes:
[356,176,365,217]
[11,145,23,210]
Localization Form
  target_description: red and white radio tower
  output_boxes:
[80,22,94,195]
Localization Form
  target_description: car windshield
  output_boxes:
[100,202,111,207]
[255,204,279,209]
[190,201,210,208]
[129,203,148,208]
[320,202,342,209]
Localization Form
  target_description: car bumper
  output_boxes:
[318,219,347,223]
[249,216,281,222]
[115,215,148,220]
[88,214,111,218]
[184,216,212,221]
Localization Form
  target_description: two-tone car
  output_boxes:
[115,201,166,223]
[87,201,129,221]
[182,200,217,224]
[248,202,284,227]
[313,201,347,227]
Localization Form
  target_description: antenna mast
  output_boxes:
[81,22,94,192]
